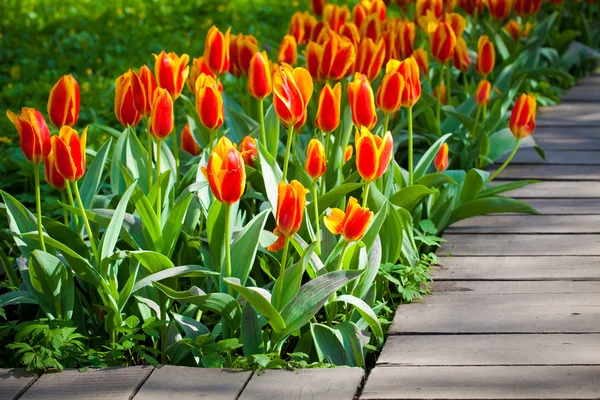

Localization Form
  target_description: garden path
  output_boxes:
[360,71,600,399]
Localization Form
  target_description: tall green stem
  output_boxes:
[273,236,290,311]
[147,121,153,190]
[383,114,390,134]
[282,125,294,182]
[258,99,266,147]
[446,63,452,106]
[156,141,162,223]
[60,191,69,226]
[73,181,99,266]
[482,104,487,130]
[208,130,215,153]
[312,181,321,255]
[471,106,482,141]
[172,129,180,187]
[488,138,520,183]
[33,165,46,252]
[65,182,79,232]
[223,203,233,295]
[408,106,414,186]
[436,62,445,127]
[463,74,470,93]
[362,181,370,207]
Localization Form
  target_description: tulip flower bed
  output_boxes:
[0,0,598,372]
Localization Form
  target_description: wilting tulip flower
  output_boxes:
[273,64,313,129]
[248,51,272,100]
[475,79,491,106]
[288,12,306,45]
[445,12,466,37]
[430,21,457,63]
[44,150,66,191]
[149,88,174,141]
[339,22,361,48]
[195,74,225,132]
[278,35,298,65]
[355,127,393,183]
[320,33,356,81]
[476,36,495,77]
[434,84,447,105]
[268,180,308,251]
[48,74,80,129]
[355,38,386,81]
[305,139,327,180]
[344,145,354,162]
[434,143,449,172]
[239,136,257,167]
[510,93,536,139]
[348,73,377,130]
[311,0,327,16]
[115,71,142,127]
[504,19,533,41]
[51,126,87,182]
[131,65,157,117]
[486,0,513,20]
[181,124,201,156]
[201,136,246,204]
[154,51,190,100]
[187,56,215,92]
[323,4,351,31]
[315,83,342,133]
[6,108,51,164]
[453,37,471,72]
[514,0,542,17]
[324,196,373,242]
[376,68,406,115]
[229,34,259,77]
[413,48,429,75]
[204,26,231,76]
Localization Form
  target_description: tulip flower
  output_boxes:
[309,21,328,43]
[195,73,225,136]
[181,124,201,156]
[44,150,66,191]
[315,83,342,134]
[131,66,157,117]
[323,4,350,31]
[278,35,298,65]
[204,26,231,76]
[396,19,416,60]
[453,37,471,72]
[514,0,542,17]
[445,12,466,37]
[348,73,377,130]
[311,0,326,15]
[416,0,444,27]
[458,0,485,15]
[376,67,406,118]
[47,74,80,129]
[355,38,386,81]
[6,107,52,252]
[319,33,356,81]
[476,36,495,77]
[305,139,327,180]
[475,79,491,107]
[413,48,429,75]
[504,19,533,41]
[353,0,386,29]
[240,136,257,167]
[486,0,513,20]
[324,197,373,242]
[288,12,306,45]
[344,145,354,163]
[115,71,142,127]
[434,84,447,105]
[229,34,259,77]
[359,13,382,41]
[303,12,319,41]
[187,56,215,93]
[248,51,273,147]
[355,127,393,203]
[339,22,361,48]
[430,21,457,64]
[154,51,190,100]
[305,41,324,80]
[149,88,174,141]
[434,143,449,172]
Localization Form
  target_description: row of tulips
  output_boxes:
[0,0,589,369]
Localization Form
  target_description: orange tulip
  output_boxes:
[445,13,467,37]
[47,74,80,129]
[320,33,356,81]
[355,38,386,81]
[397,19,416,60]
[355,127,393,183]
[413,48,429,75]
[475,79,491,106]
[344,145,354,163]
[114,71,142,127]
[248,51,272,100]
[288,12,306,45]
[149,88,174,141]
[504,19,533,41]
[323,4,351,32]
[486,0,513,20]
[230,34,259,77]
[311,0,327,16]
[434,143,449,172]
[305,139,327,180]
[303,12,319,44]
[324,197,374,242]
[305,41,324,80]
[388,57,421,108]
[201,136,246,204]
[352,0,386,29]
[476,35,495,77]
[434,84,447,105]
[376,67,406,115]
[339,22,361,48]
[131,65,157,117]
[416,0,444,26]
[44,150,66,190]
[187,56,216,92]
[278,35,298,65]
[181,124,201,156]
[315,83,342,133]
[51,126,87,182]
[430,21,457,63]
[154,51,190,100]
[195,74,224,131]
[453,37,471,72]
[204,26,231,76]
[6,108,51,164]
[273,64,313,128]
[239,136,257,167]
[510,93,536,139]
[458,0,485,15]
[360,13,383,41]
[514,0,542,16]
[348,73,377,130]
[268,180,308,251]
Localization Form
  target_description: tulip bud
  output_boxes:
[324,196,373,242]
[355,127,393,183]
[181,124,201,156]
[201,136,246,204]
[288,12,306,45]
[504,19,533,41]
[434,84,447,105]
[51,126,88,182]
[475,80,491,106]
[305,139,327,180]
[240,136,257,167]
[47,74,80,129]
[344,145,354,163]
[388,57,421,108]
[323,4,351,32]
[131,66,157,117]
[204,26,231,76]
[355,38,386,81]
[514,0,542,17]
[430,21,457,63]
[315,83,342,133]
[376,68,406,115]
[434,143,449,172]
[348,73,377,129]
[278,35,298,66]
[114,71,142,127]
[149,88,175,141]
[187,56,215,93]
[476,36,495,77]
[6,108,51,164]
[413,48,429,75]
[44,150,66,190]
[453,37,471,72]
[486,0,512,20]
[154,51,190,100]
[320,33,356,81]
[273,64,313,128]
[510,93,536,139]
[248,51,272,100]
[268,180,308,251]
[195,74,224,132]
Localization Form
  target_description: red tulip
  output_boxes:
[348,73,377,129]
[355,127,393,183]
[344,145,354,163]
[51,126,87,182]
[486,0,513,20]
[510,94,536,139]
[6,108,51,164]
[430,21,457,63]
[278,35,298,65]
[149,88,174,141]
[453,37,471,72]
[475,79,491,106]
[305,138,327,180]
[324,196,373,242]
[476,35,495,77]
[239,136,257,167]
[376,67,406,115]
[114,71,142,127]
[273,64,313,129]
[248,51,272,100]
[195,74,224,131]
[268,180,308,251]
[131,65,157,117]
[355,38,386,81]
[319,33,356,81]
[315,83,342,133]
[323,4,350,32]
[181,124,201,156]
[204,26,231,76]
[229,34,259,77]
[514,0,542,17]
[47,74,80,129]
[44,150,66,190]
[187,56,217,92]
[154,51,190,100]
[201,136,246,204]
[434,143,449,172]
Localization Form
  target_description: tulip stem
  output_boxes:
[362,181,370,208]
[172,128,180,187]
[223,203,233,295]
[60,191,69,226]
[312,181,321,256]
[258,99,266,149]
[33,165,46,252]
[65,182,80,232]
[436,63,445,129]
[472,106,482,141]
[74,181,99,266]
[488,138,520,183]
[383,114,390,134]
[463,74,470,93]
[208,130,215,153]
[156,140,162,224]
[446,62,452,106]
[282,125,294,182]
[408,106,414,186]
[147,122,153,191]
[273,236,290,311]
